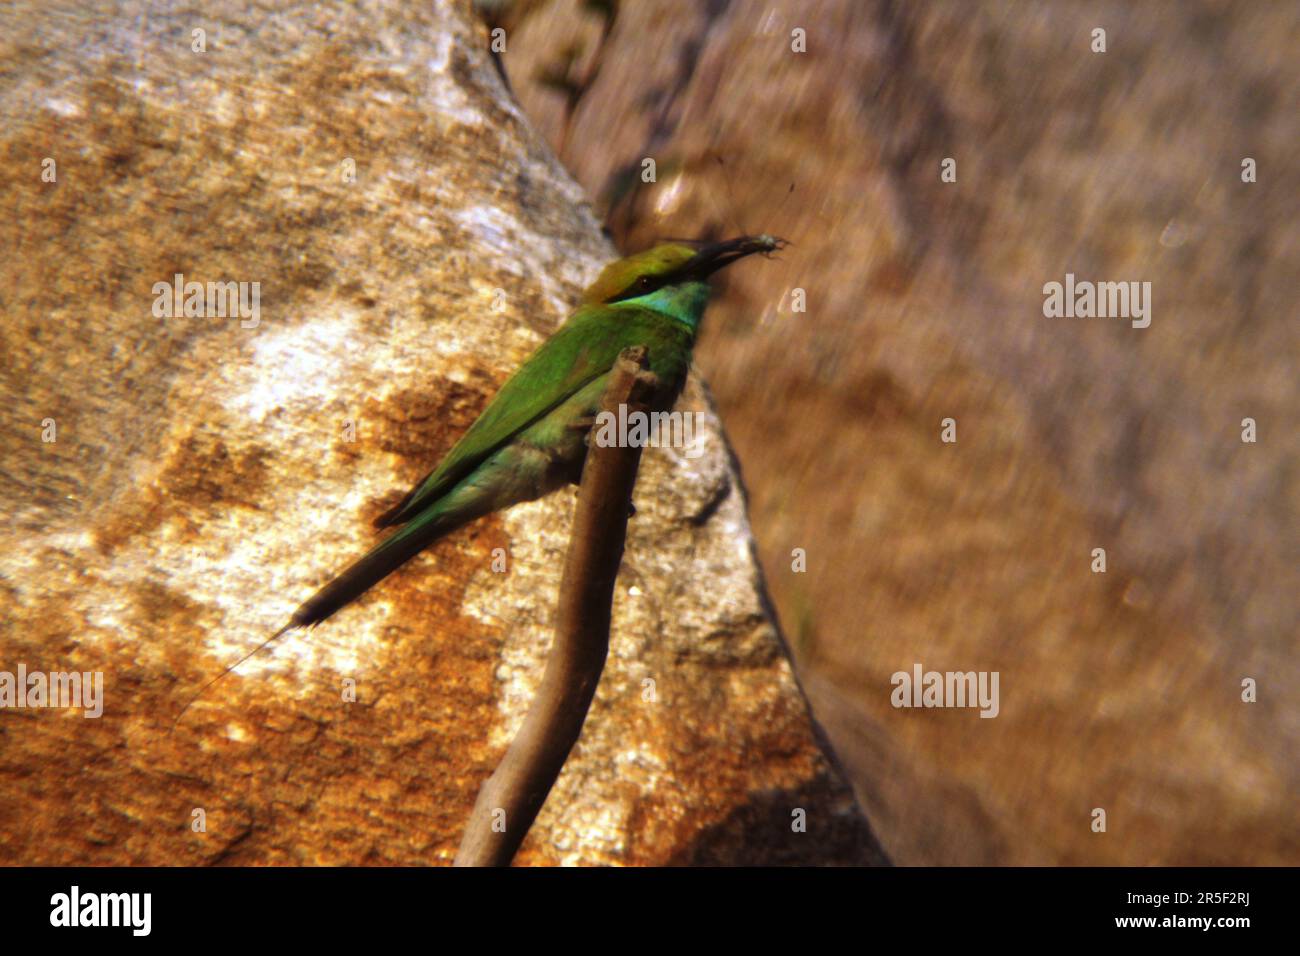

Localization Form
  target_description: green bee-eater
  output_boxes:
[294,235,784,634]
[172,236,783,720]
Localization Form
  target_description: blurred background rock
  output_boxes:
[499,0,1298,864]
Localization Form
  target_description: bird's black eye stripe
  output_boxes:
[607,273,667,303]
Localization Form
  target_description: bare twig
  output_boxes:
[453,346,658,866]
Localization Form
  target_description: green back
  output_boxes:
[376,304,695,527]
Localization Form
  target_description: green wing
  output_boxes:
[374,305,688,528]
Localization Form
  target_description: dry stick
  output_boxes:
[453,346,659,867]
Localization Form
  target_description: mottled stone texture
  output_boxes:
[504,1,1297,863]
[0,0,882,865]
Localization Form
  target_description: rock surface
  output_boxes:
[0,0,883,865]
[504,0,1298,863]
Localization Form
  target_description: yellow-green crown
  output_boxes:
[582,244,698,303]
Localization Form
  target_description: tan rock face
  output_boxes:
[505,0,1298,863]
[0,1,882,865]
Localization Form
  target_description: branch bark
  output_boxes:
[453,346,658,866]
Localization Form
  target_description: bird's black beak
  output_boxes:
[681,235,788,280]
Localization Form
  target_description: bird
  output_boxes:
[174,234,784,723]
[291,234,784,630]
